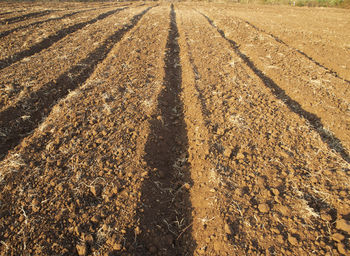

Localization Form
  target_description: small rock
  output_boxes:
[183,183,190,190]
[339,191,347,197]
[258,203,270,213]
[336,219,350,233]
[236,153,245,160]
[271,228,280,234]
[135,226,141,235]
[288,235,298,246]
[271,188,279,196]
[85,234,94,243]
[276,205,290,216]
[337,242,346,254]
[76,244,86,256]
[217,128,225,135]
[224,223,232,234]
[90,185,102,197]
[321,213,332,221]
[213,240,221,251]
[223,148,232,158]
[18,215,24,222]
[57,184,64,192]
[277,235,284,243]
[91,215,100,223]
[331,233,345,242]
[113,243,122,251]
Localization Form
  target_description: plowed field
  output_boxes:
[0,2,349,256]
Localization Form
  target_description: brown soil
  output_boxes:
[0,2,349,256]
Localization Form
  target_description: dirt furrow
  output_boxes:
[0,6,153,159]
[0,11,21,17]
[0,10,54,25]
[176,7,350,255]
[198,11,350,162]
[0,5,169,255]
[196,4,350,81]
[237,18,350,85]
[0,2,134,35]
[0,5,138,59]
[0,8,96,39]
[0,7,129,70]
[131,5,195,255]
[176,6,237,255]
[0,6,145,110]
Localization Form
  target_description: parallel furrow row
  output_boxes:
[0,10,54,25]
[199,12,350,164]
[238,18,350,84]
[0,5,169,255]
[177,7,350,255]
[134,5,194,255]
[0,8,98,39]
[0,5,153,159]
[0,7,129,70]
[0,3,349,256]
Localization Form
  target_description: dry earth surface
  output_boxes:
[0,2,349,256]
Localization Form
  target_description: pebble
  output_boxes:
[276,205,290,216]
[217,128,225,135]
[277,235,284,243]
[236,153,245,160]
[76,244,86,256]
[321,213,332,221]
[113,243,122,251]
[288,235,298,246]
[258,203,270,213]
[224,223,232,234]
[336,219,350,233]
[223,148,232,158]
[337,242,346,254]
[331,233,345,242]
[90,185,102,197]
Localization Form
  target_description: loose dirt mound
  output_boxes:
[0,2,349,256]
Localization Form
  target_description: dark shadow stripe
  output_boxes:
[0,9,95,39]
[0,10,53,25]
[240,18,350,84]
[0,6,153,159]
[199,12,350,164]
[0,11,21,16]
[134,4,195,255]
[0,7,128,70]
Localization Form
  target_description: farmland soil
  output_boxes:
[0,2,349,256]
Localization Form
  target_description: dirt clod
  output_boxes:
[258,203,270,213]
[76,244,87,256]
[288,235,298,246]
[336,219,350,233]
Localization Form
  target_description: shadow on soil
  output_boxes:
[0,7,128,70]
[133,5,195,255]
[0,7,152,160]
[0,10,53,25]
[240,19,350,85]
[0,9,88,39]
[200,12,350,164]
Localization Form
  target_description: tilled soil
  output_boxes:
[0,2,349,256]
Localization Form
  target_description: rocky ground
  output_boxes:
[0,2,349,255]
